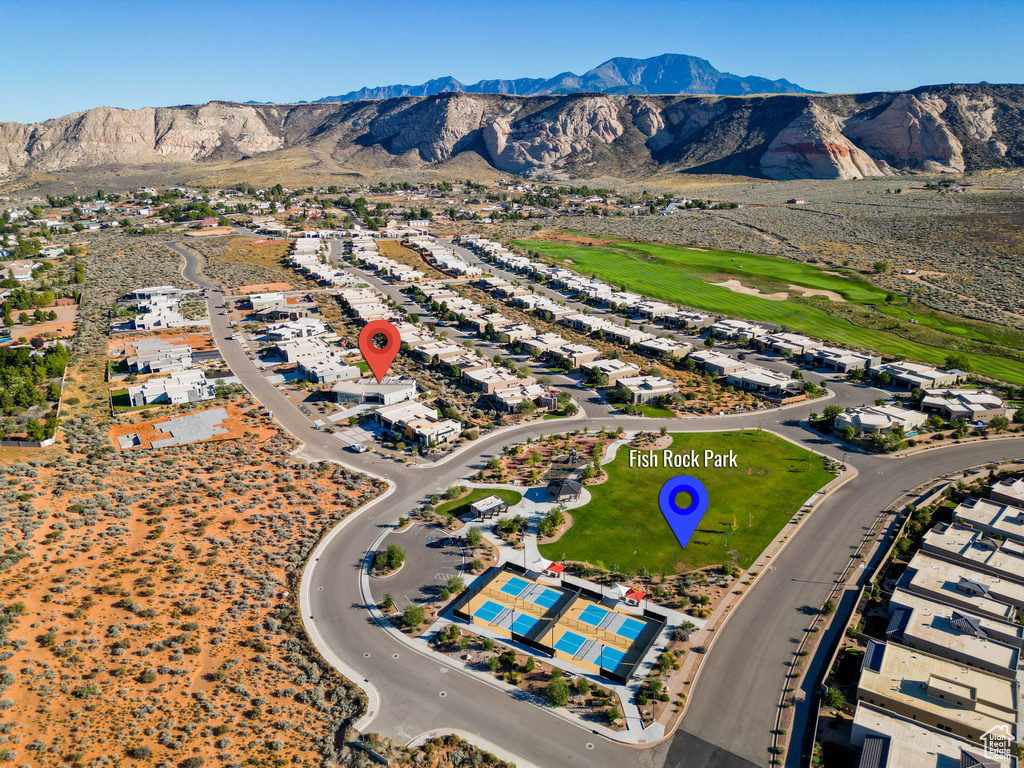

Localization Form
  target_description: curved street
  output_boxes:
[170,241,1024,768]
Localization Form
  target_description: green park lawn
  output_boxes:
[435,488,523,519]
[539,431,834,573]
[632,404,677,418]
[512,238,1024,384]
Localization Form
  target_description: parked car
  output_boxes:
[348,444,368,453]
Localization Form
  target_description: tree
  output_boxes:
[373,544,406,574]
[873,261,889,274]
[381,593,394,612]
[516,399,538,415]
[573,676,590,697]
[822,405,844,425]
[402,603,425,629]
[25,420,47,441]
[466,526,483,550]
[944,353,971,373]
[545,673,570,707]
[990,414,1010,432]
[822,599,836,616]
[1013,408,1024,425]
[823,687,846,709]
[703,335,715,349]
[841,424,856,442]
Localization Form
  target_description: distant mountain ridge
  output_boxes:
[2,84,1022,183]
[313,53,819,102]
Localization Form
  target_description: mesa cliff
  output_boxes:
[1,84,1022,183]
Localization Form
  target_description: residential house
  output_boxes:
[579,359,642,385]
[638,338,692,361]
[491,383,557,413]
[764,332,822,356]
[126,345,193,374]
[896,552,1024,621]
[689,349,747,376]
[604,326,654,346]
[297,359,361,384]
[808,346,881,372]
[953,497,1024,544]
[463,368,535,394]
[886,589,1022,679]
[266,317,327,341]
[856,640,1017,744]
[249,292,287,311]
[726,366,805,398]
[920,389,1006,423]
[921,523,1024,588]
[548,343,601,369]
[851,703,1014,768]
[127,369,216,407]
[663,311,713,330]
[876,362,963,389]
[834,404,928,436]
[709,319,770,340]
[616,376,677,404]
[991,478,1024,508]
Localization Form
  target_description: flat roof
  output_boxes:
[922,524,1024,586]
[853,703,1013,768]
[858,642,1017,736]
[954,497,1024,542]
[992,478,1024,504]
[899,552,1023,620]
[889,590,1020,673]
[891,588,1024,647]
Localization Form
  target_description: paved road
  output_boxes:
[168,240,1024,767]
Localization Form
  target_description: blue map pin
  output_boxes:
[659,475,710,549]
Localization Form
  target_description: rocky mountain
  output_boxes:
[1,84,1022,183]
[313,54,817,102]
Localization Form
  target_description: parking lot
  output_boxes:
[368,523,465,609]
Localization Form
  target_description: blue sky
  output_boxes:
[3,0,1021,123]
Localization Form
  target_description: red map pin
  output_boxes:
[358,319,401,383]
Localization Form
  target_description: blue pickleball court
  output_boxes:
[511,613,540,635]
[598,645,626,670]
[618,617,646,641]
[500,576,529,597]
[577,604,608,626]
[532,588,561,609]
[473,600,505,623]
[554,631,587,656]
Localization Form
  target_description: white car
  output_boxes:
[348,444,368,453]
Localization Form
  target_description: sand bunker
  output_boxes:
[788,285,846,302]
[714,279,788,301]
